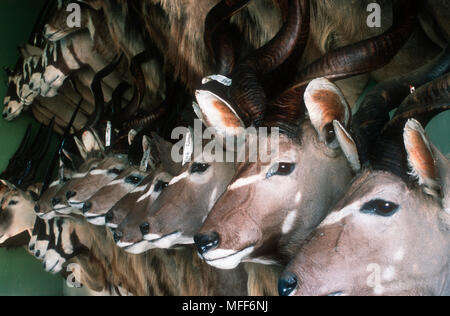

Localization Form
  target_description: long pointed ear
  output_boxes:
[333,120,360,172]
[82,130,104,154]
[304,78,351,148]
[195,89,245,139]
[74,136,88,160]
[150,132,183,176]
[403,119,440,198]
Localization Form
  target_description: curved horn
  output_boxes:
[371,73,450,177]
[272,0,418,114]
[113,50,152,126]
[84,54,123,130]
[231,0,308,127]
[204,0,251,75]
[353,44,450,165]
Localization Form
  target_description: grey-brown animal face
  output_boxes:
[113,170,174,254]
[0,183,36,245]
[83,167,149,226]
[280,170,445,296]
[279,120,450,296]
[195,129,354,269]
[140,151,236,249]
[62,156,128,209]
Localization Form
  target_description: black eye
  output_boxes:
[125,175,143,185]
[8,200,18,206]
[108,168,123,175]
[360,199,399,217]
[190,163,210,174]
[154,181,169,193]
[266,163,295,179]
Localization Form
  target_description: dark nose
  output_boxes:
[105,210,113,223]
[51,197,61,207]
[66,191,76,200]
[278,272,298,297]
[113,230,123,243]
[35,250,41,258]
[194,232,220,255]
[34,204,40,213]
[82,201,92,214]
[140,222,149,235]
[29,243,35,251]
[2,113,7,118]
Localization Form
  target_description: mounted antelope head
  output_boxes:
[133,0,309,250]
[194,1,433,269]
[0,180,36,245]
[280,123,449,296]
[3,71,25,121]
[278,72,450,296]
[82,134,163,226]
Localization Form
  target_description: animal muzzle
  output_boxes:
[194,232,220,255]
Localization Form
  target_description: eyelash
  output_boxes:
[360,199,399,217]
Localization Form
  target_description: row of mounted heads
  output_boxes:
[0,69,448,295]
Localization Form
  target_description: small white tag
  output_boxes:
[140,149,151,172]
[182,128,194,166]
[409,85,415,94]
[106,121,112,147]
[202,74,232,86]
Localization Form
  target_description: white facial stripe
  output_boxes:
[106,179,126,187]
[168,171,189,186]
[204,246,255,270]
[132,184,148,193]
[229,175,262,190]
[49,180,61,188]
[319,202,360,227]
[282,210,298,234]
[90,169,109,176]
[72,172,89,179]
[136,185,155,203]
[208,187,219,211]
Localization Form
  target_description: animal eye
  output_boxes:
[108,168,123,175]
[190,163,210,174]
[154,181,169,192]
[360,199,399,217]
[125,175,143,185]
[8,200,18,206]
[266,163,295,179]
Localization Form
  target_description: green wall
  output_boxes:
[0,0,63,296]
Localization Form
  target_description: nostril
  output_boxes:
[113,230,123,243]
[51,197,61,207]
[140,222,149,235]
[34,204,40,213]
[66,191,76,200]
[278,272,298,297]
[193,232,220,255]
[82,201,92,214]
[35,250,41,258]
[29,244,35,251]
[105,210,113,223]
[2,113,7,118]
